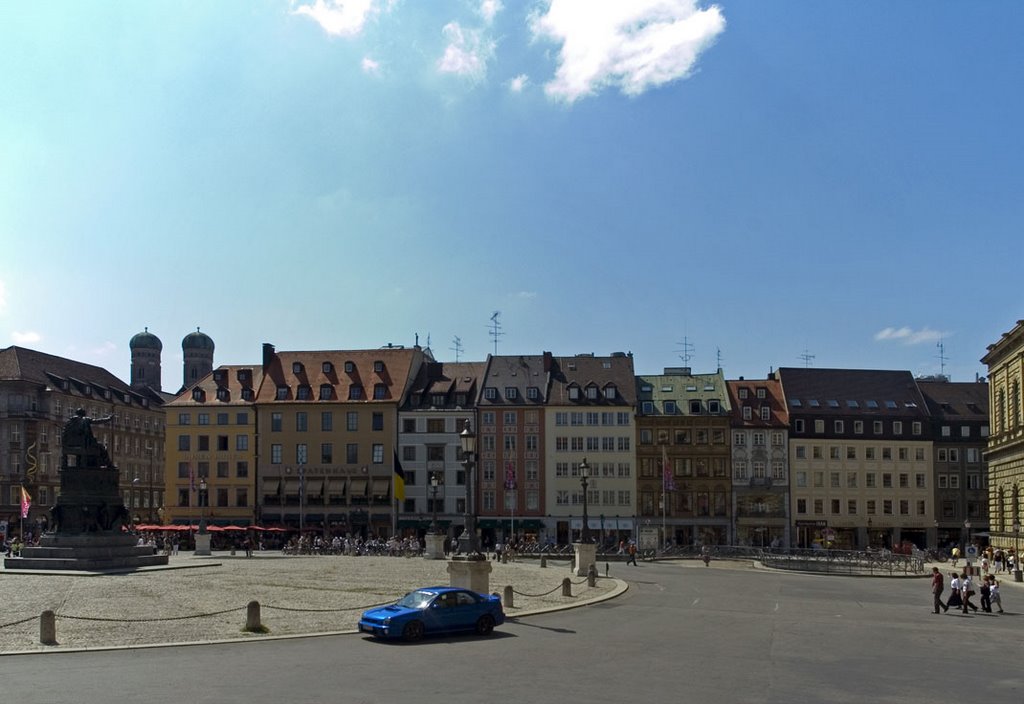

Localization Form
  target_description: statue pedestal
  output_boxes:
[194,533,212,556]
[574,542,597,576]
[447,556,492,593]
[423,533,446,560]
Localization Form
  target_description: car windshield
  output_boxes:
[395,590,437,609]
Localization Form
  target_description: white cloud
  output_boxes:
[516,291,538,299]
[361,56,381,74]
[874,327,946,346]
[12,330,41,345]
[437,21,496,82]
[508,73,529,92]
[529,0,726,103]
[478,0,503,25]
[293,0,377,37]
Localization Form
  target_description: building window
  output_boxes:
[372,412,384,431]
[296,412,308,432]
[271,413,282,432]
[346,444,358,463]
[276,386,289,400]
[834,420,844,433]
[374,384,387,400]
[236,461,248,478]
[271,444,282,464]
[912,422,922,436]
[319,384,333,400]
[349,385,364,400]
[814,420,825,434]
[347,412,358,431]
[505,387,518,400]
[296,444,307,464]
[853,421,863,435]
[484,388,497,400]
[321,443,333,464]
[372,444,384,464]
[893,421,903,435]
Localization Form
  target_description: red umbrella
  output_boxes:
[221,525,246,531]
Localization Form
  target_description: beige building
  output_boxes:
[982,319,1024,546]
[544,352,636,546]
[256,344,425,538]
[780,368,933,550]
[164,364,261,526]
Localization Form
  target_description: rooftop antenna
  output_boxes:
[450,335,464,363]
[936,338,948,379]
[716,347,724,373]
[489,311,504,356]
[675,335,694,367]
[799,348,816,368]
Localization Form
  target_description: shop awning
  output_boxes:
[283,478,301,495]
[326,479,347,496]
[349,478,367,496]
[304,479,324,496]
[371,479,390,497]
[262,477,280,494]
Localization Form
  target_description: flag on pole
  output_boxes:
[20,486,31,519]
[661,445,676,492]
[504,462,517,490]
[393,451,406,503]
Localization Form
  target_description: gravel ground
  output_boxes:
[0,552,619,653]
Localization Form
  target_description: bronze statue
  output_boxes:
[63,408,114,468]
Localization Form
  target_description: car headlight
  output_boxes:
[383,617,391,625]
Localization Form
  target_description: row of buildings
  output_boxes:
[2,319,1023,552]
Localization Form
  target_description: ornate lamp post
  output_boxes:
[198,478,208,534]
[429,472,440,534]
[579,458,591,543]
[1014,522,1022,583]
[458,420,481,557]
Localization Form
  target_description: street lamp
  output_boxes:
[963,519,971,552]
[198,478,208,535]
[429,472,440,534]
[458,420,481,557]
[1014,522,1022,583]
[579,458,591,543]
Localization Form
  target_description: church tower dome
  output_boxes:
[129,327,162,391]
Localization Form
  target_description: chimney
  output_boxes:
[262,343,276,369]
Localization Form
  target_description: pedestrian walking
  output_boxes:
[931,567,948,614]
[948,572,963,611]
[961,573,979,614]
[951,546,961,568]
[980,575,992,612]
[989,575,1004,613]
[626,542,638,566]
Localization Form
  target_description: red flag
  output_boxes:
[20,486,31,519]
[504,462,517,490]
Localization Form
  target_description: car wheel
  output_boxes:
[402,620,425,642]
[475,614,495,636]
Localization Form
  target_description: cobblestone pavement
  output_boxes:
[0,552,620,653]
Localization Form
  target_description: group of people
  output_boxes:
[931,566,1004,615]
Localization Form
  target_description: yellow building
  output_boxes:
[982,319,1024,545]
[255,344,425,539]
[164,365,260,526]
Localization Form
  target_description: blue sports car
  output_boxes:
[358,586,505,641]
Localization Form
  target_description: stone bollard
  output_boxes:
[244,600,263,632]
[503,585,514,609]
[587,563,597,587]
[40,610,57,646]
[540,555,547,568]
[561,577,572,597]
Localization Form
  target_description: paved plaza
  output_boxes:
[0,551,619,653]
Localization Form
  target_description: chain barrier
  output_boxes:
[262,600,388,613]
[511,584,565,598]
[57,606,245,623]
[0,615,39,631]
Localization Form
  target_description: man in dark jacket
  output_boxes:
[931,567,948,614]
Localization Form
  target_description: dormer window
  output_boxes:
[374,361,384,373]
[484,387,497,400]
[292,362,304,374]
[568,386,580,400]
[241,388,254,401]
[192,388,204,402]
[238,369,251,383]
[756,388,766,399]
[455,393,467,406]
[374,383,387,400]
[526,387,539,400]
[430,393,445,406]
[322,361,333,374]
[586,386,598,400]
[344,361,355,373]
[505,387,518,400]
[349,385,364,400]
[216,388,229,402]
[708,400,721,414]
[604,385,616,400]
[739,389,749,399]
[213,370,226,384]
[296,385,312,400]
[275,386,289,400]
[319,384,333,400]
[664,400,677,414]
[641,401,654,414]
[689,400,702,414]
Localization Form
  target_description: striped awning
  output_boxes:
[349,478,367,496]
[326,479,347,496]
[261,477,280,494]
[283,478,301,495]
[371,479,390,497]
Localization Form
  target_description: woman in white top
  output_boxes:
[960,573,979,613]
[948,573,962,610]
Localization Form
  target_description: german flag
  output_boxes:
[393,451,406,503]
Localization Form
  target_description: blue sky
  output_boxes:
[1,1,1021,388]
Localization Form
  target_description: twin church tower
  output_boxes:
[128,327,215,394]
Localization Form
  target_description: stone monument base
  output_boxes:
[7,533,168,572]
[574,542,597,576]
[194,532,212,556]
[447,556,492,593]
[423,533,446,560]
